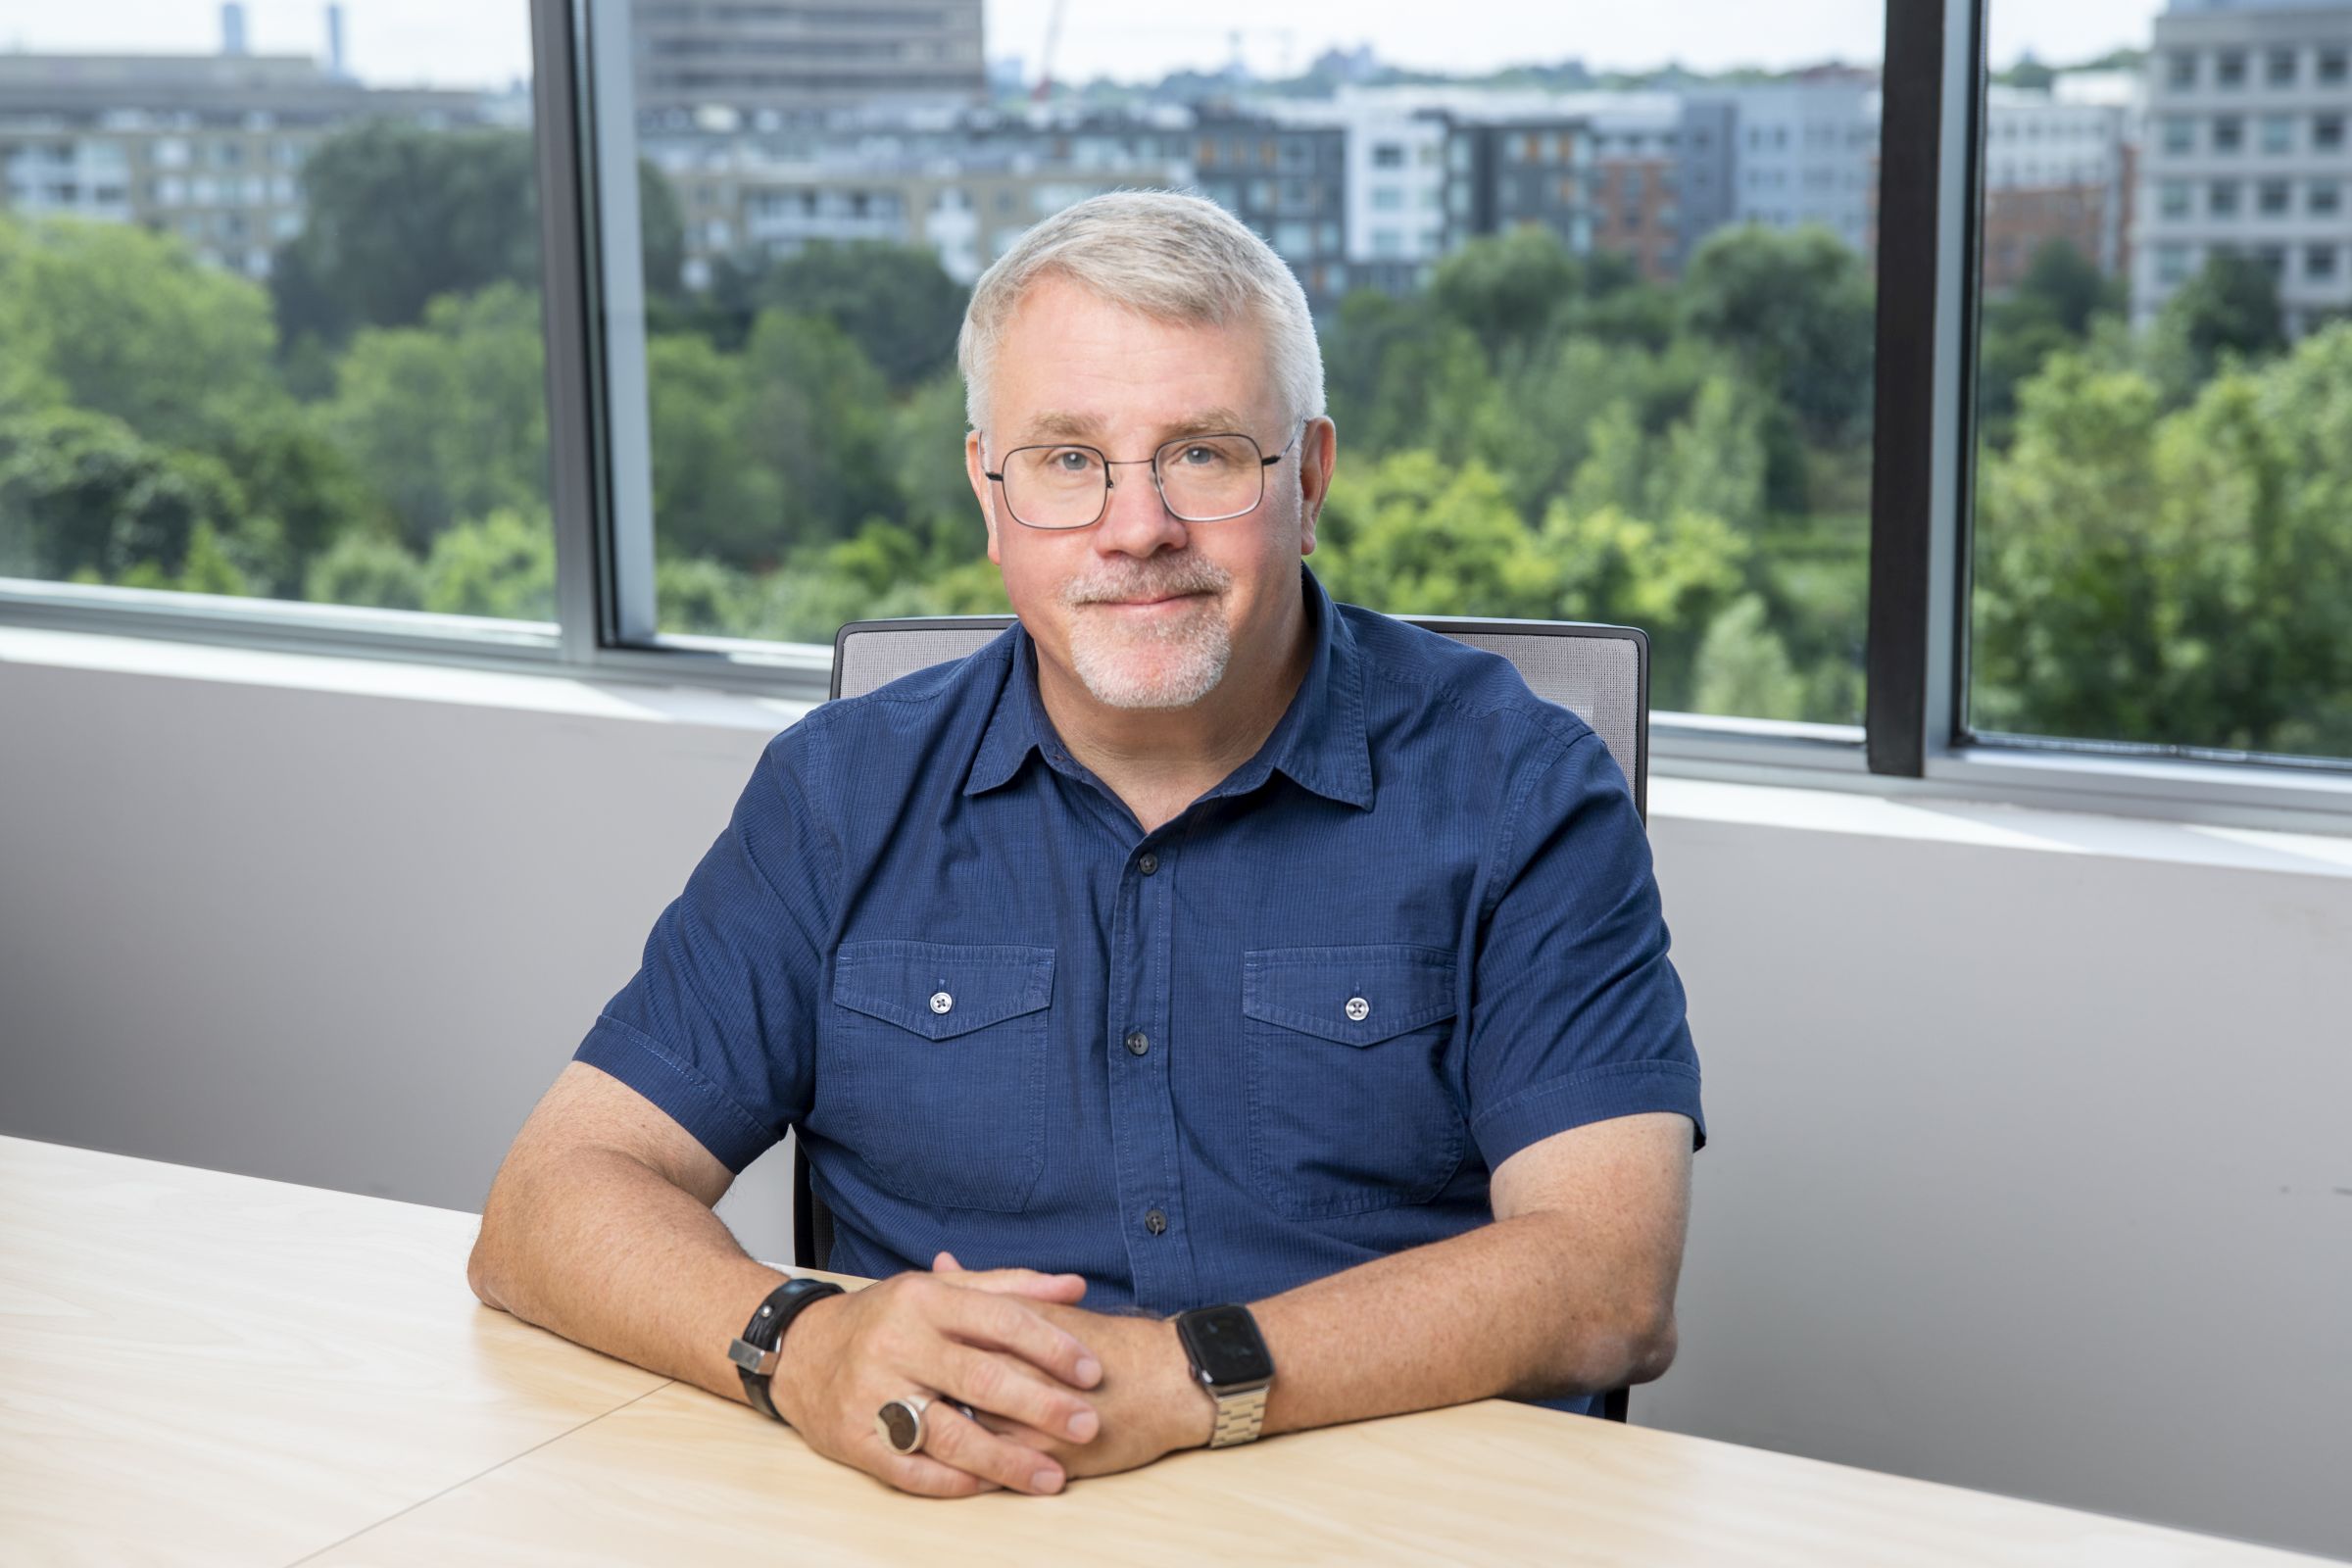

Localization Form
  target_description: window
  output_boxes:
[1971,1,2352,770]
[2317,115,2346,152]
[588,9,1880,730]
[20,2,2346,820]
[0,10,554,622]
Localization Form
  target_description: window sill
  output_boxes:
[10,621,2352,876]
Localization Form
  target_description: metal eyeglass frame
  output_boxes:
[982,422,1306,530]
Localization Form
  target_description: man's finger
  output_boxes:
[928,1255,1091,1304]
[925,1283,1104,1391]
[930,1341,1102,1446]
[875,1446,1006,1499]
[914,1403,1068,1495]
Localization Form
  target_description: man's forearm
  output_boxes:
[466,1145,787,1407]
[1250,1210,1676,1438]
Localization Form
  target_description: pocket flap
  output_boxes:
[1242,944,1458,1047]
[834,940,1055,1041]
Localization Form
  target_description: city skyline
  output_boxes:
[1,0,2166,93]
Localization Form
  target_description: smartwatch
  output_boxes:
[1172,1302,1275,1447]
[727,1276,844,1423]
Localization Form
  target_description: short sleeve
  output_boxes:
[1464,729,1705,1171]
[571,716,840,1175]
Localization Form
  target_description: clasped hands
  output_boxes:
[769,1250,1216,1497]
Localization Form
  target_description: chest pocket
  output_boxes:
[1242,943,1466,1219]
[828,939,1054,1213]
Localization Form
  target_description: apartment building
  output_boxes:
[2135,0,2352,331]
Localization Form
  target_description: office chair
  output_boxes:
[794,612,1650,1425]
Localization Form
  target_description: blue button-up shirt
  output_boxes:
[575,563,1704,1417]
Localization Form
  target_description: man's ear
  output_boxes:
[964,429,1001,565]
[1298,416,1337,558]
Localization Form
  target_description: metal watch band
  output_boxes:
[1207,1381,1270,1447]
[728,1277,844,1423]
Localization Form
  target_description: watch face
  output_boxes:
[1180,1305,1274,1386]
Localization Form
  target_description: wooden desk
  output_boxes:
[0,1135,2331,1566]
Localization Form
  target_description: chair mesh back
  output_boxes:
[834,614,1647,816]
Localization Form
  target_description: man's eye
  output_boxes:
[1051,450,1097,472]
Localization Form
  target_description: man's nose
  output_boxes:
[1094,461,1189,556]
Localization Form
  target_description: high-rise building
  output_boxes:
[0,47,497,281]
[1718,74,1881,254]
[2135,0,2352,332]
[1981,77,2140,290]
[629,1,987,129]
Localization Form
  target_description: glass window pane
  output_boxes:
[1973,1,2352,763]
[624,4,1877,726]
[0,11,554,623]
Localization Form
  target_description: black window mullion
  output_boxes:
[1866,0,1985,775]
[529,0,614,664]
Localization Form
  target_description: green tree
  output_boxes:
[305,530,430,611]
[1974,327,2352,755]
[1427,224,1584,355]
[270,121,686,346]
[324,283,549,552]
[741,309,899,553]
[1693,593,1807,719]
[0,407,246,583]
[420,508,557,621]
[1978,238,2129,441]
[0,216,280,450]
[1322,289,1498,462]
[1313,450,1563,618]
[755,241,969,392]
[1680,223,1876,444]
[2148,250,2285,399]
[646,331,783,569]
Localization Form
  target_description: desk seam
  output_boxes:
[276,1378,678,1567]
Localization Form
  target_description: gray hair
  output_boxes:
[956,188,1327,438]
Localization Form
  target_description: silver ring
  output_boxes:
[877,1394,931,1454]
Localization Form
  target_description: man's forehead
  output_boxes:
[1016,406,1257,443]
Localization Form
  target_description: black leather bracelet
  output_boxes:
[727,1277,844,1423]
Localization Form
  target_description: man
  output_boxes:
[467,190,1705,1500]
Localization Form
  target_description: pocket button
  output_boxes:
[929,991,954,1015]
[1346,996,1370,1022]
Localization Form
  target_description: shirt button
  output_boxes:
[1346,996,1370,1022]
[1144,1208,1168,1236]
[930,991,954,1015]
[1124,1029,1150,1057]
[1138,852,1159,875]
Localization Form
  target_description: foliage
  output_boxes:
[1974,326,2352,755]
[270,121,686,348]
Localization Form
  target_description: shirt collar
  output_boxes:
[962,561,1374,811]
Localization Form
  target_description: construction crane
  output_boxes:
[1033,0,1065,103]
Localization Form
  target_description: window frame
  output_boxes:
[4,0,2351,836]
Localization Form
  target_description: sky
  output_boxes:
[0,0,2167,92]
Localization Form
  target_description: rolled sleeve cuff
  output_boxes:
[1472,1059,1707,1171]
[571,1012,780,1175]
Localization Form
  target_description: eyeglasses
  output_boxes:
[983,424,1303,530]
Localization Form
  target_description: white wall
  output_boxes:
[4,629,2348,1560]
